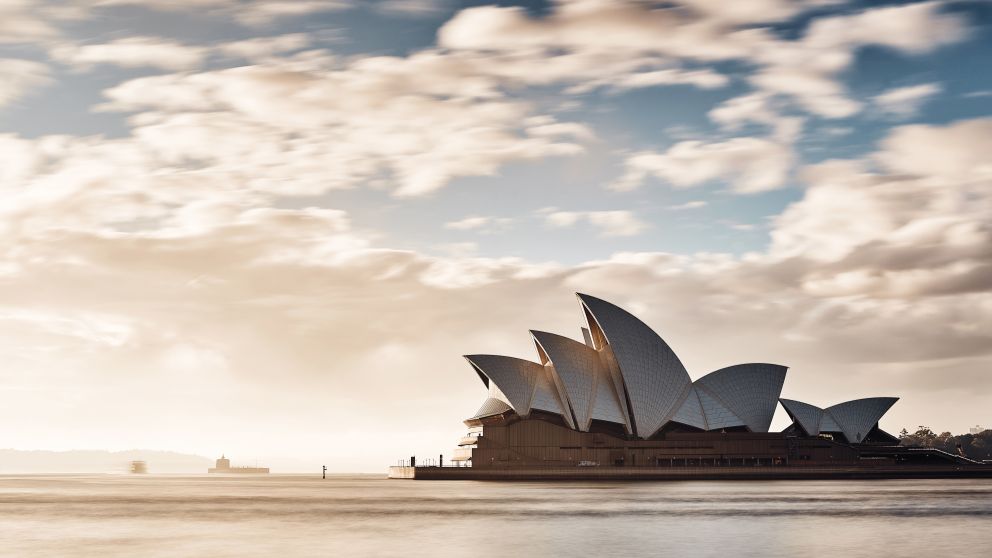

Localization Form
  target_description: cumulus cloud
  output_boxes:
[86,0,350,25]
[444,216,513,232]
[708,92,779,130]
[873,82,943,118]
[232,0,350,25]
[216,33,314,60]
[0,0,65,44]
[569,67,728,94]
[677,0,842,25]
[668,201,707,211]
[801,1,967,55]
[611,135,794,193]
[50,37,208,71]
[375,0,449,16]
[748,1,966,118]
[542,209,649,237]
[772,119,992,277]
[439,0,968,120]
[73,58,589,201]
[0,59,51,108]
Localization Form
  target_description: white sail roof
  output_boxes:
[464,355,538,415]
[780,397,899,443]
[697,388,745,430]
[695,363,787,433]
[780,398,825,436]
[577,293,692,438]
[827,397,899,443]
[669,387,707,430]
[532,331,599,430]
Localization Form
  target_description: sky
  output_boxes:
[0,0,990,472]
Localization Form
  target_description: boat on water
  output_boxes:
[208,455,269,474]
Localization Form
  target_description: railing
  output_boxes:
[395,458,472,468]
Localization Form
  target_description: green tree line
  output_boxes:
[899,426,992,461]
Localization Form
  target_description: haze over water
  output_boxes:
[2,476,990,557]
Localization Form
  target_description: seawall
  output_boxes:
[388,465,992,481]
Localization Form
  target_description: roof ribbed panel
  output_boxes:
[826,397,899,443]
[589,374,627,426]
[531,331,600,430]
[577,293,691,438]
[818,412,842,434]
[531,362,570,424]
[464,355,539,415]
[669,387,707,430]
[779,398,824,436]
[471,397,513,419]
[596,341,633,429]
[697,388,745,429]
[695,363,787,432]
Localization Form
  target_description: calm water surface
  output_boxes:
[1,475,990,557]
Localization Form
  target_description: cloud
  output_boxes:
[438,0,969,120]
[611,135,793,193]
[873,118,992,185]
[0,59,51,108]
[542,209,649,237]
[668,201,707,211]
[747,1,966,118]
[232,0,351,25]
[771,118,992,273]
[215,33,315,60]
[80,58,589,200]
[801,1,967,55]
[873,82,942,118]
[677,0,842,25]
[85,0,351,26]
[569,68,728,94]
[437,1,759,59]
[375,0,449,17]
[0,0,64,44]
[708,92,779,130]
[748,66,862,118]
[444,216,513,232]
[50,37,208,71]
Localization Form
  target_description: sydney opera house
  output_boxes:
[390,293,991,480]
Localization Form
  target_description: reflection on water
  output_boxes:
[1,475,990,557]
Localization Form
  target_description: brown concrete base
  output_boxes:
[388,465,992,481]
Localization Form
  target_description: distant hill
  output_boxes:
[0,449,212,474]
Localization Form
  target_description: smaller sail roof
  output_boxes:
[695,364,787,433]
[827,397,899,444]
[464,355,539,416]
[780,398,824,436]
[669,387,707,430]
[697,388,745,430]
[780,397,899,443]
[471,397,513,420]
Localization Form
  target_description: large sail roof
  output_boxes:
[577,293,691,438]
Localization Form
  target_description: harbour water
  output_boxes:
[1,475,990,557]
